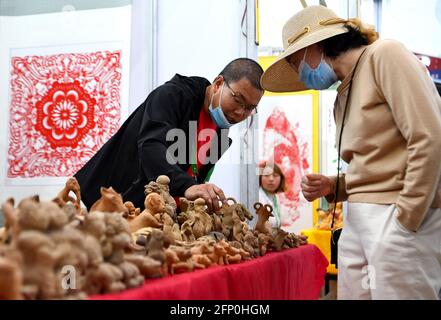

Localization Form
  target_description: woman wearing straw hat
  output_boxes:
[261,5,441,299]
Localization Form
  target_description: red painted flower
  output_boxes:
[35,81,96,148]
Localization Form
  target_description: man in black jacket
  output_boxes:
[75,58,264,212]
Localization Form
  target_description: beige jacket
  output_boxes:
[328,39,441,232]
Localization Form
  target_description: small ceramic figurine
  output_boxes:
[1,198,17,244]
[146,229,166,264]
[243,231,259,258]
[124,254,163,278]
[89,187,129,216]
[16,230,63,299]
[0,248,23,300]
[257,232,271,256]
[271,229,289,251]
[156,175,178,219]
[123,201,141,220]
[253,202,274,235]
[221,198,253,240]
[52,177,82,214]
[160,212,183,244]
[129,193,164,232]
[192,198,212,239]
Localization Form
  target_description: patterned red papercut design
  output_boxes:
[263,108,310,225]
[8,50,122,178]
[35,81,96,149]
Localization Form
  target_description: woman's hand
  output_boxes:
[301,174,335,202]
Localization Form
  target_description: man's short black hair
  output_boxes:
[219,58,264,91]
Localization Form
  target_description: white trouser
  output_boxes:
[337,203,441,300]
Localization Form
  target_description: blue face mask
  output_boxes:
[299,48,337,90]
[208,83,233,129]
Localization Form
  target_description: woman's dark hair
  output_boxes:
[320,20,379,58]
[259,162,287,193]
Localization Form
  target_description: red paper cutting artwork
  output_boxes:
[263,108,310,225]
[8,50,122,178]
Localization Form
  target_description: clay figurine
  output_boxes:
[156,175,177,219]
[129,193,164,232]
[52,177,82,214]
[253,202,274,235]
[90,187,129,216]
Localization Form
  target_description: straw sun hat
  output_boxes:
[261,5,350,93]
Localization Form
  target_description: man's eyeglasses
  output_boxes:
[224,81,258,115]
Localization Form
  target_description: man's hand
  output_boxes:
[301,174,335,202]
[184,183,227,213]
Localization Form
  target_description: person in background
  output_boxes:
[259,162,287,229]
[261,5,441,299]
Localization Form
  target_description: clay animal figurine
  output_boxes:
[0,248,23,300]
[193,198,213,236]
[12,197,70,235]
[102,212,132,265]
[156,175,177,219]
[90,187,129,216]
[117,261,145,289]
[217,240,242,264]
[208,241,229,265]
[124,254,163,278]
[271,229,289,251]
[181,216,196,242]
[253,202,274,235]
[15,196,50,234]
[16,230,63,299]
[190,198,212,239]
[231,216,249,243]
[146,229,165,264]
[228,241,251,261]
[83,262,126,294]
[52,177,82,214]
[160,212,182,244]
[257,232,271,256]
[178,197,193,214]
[243,231,259,258]
[129,193,164,232]
[212,210,224,233]
[164,245,193,274]
[123,201,141,220]
[1,198,17,244]
[221,198,253,240]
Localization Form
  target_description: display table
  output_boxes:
[301,229,337,275]
[90,244,328,300]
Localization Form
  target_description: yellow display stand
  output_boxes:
[301,229,338,275]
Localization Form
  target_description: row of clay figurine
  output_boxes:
[0,175,306,300]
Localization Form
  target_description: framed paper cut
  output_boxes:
[7,48,123,184]
[0,5,132,202]
[257,91,319,234]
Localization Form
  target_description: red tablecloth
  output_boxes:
[90,244,328,300]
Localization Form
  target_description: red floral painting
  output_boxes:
[8,50,122,178]
[262,108,310,225]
